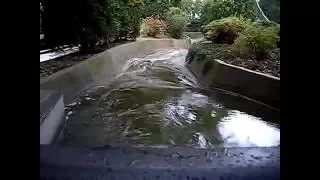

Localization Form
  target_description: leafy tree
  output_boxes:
[166,7,188,38]
[200,0,258,26]
[171,0,182,7]
[259,0,280,23]
[181,0,203,22]
[41,0,80,50]
[41,0,145,53]
[193,0,203,19]
[142,0,171,19]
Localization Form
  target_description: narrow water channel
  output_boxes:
[59,49,280,148]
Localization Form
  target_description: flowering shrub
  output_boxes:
[143,17,168,37]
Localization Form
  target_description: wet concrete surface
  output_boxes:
[41,145,279,180]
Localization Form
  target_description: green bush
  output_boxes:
[140,21,149,36]
[233,23,280,59]
[200,0,258,26]
[186,20,202,32]
[203,16,250,44]
[166,7,188,39]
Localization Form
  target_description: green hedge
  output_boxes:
[233,23,280,59]
[203,16,250,44]
[166,7,188,39]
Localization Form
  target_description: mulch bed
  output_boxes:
[40,40,134,79]
[223,50,280,78]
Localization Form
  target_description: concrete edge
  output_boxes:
[40,95,64,144]
[40,91,63,126]
[215,59,280,81]
[211,59,280,109]
[187,57,280,109]
[40,39,190,84]
[40,39,191,104]
[41,145,280,180]
[183,32,204,39]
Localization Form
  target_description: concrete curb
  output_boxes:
[187,58,280,109]
[40,90,64,144]
[184,32,204,39]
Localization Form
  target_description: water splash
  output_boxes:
[59,49,280,148]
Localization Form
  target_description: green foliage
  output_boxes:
[203,16,250,44]
[181,0,203,22]
[259,0,280,23]
[233,0,258,19]
[106,0,144,41]
[171,0,182,7]
[233,23,280,59]
[186,20,202,32]
[180,0,203,31]
[166,7,188,39]
[140,21,149,36]
[200,0,258,26]
[142,0,170,19]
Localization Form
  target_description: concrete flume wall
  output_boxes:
[187,58,280,109]
[40,39,191,104]
[184,32,204,39]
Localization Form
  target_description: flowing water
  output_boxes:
[59,49,280,148]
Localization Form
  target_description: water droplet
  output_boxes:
[172,152,183,158]
[233,154,238,158]
[67,111,73,116]
[85,97,95,101]
[131,160,140,166]
[250,154,263,160]
[66,102,77,107]
[211,111,216,117]
[222,148,227,153]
